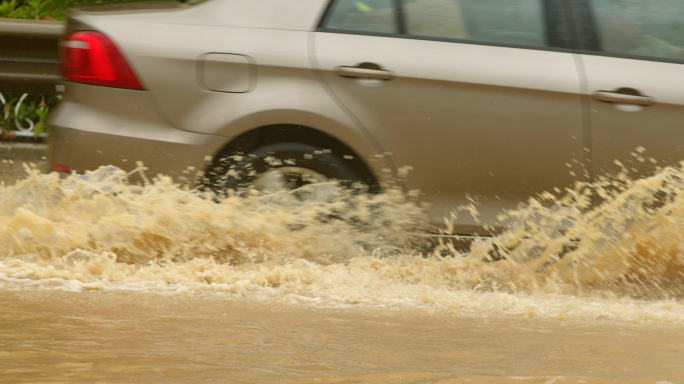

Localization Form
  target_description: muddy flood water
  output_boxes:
[1,160,683,383]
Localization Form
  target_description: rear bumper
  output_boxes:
[47,83,228,186]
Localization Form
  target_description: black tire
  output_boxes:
[204,142,366,197]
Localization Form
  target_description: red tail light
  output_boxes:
[50,163,72,174]
[60,31,144,90]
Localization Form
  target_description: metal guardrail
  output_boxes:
[0,18,65,95]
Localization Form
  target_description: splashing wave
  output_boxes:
[1,164,684,322]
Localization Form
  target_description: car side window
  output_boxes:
[320,0,398,34]
[589,0,684,61]
[403,0,547,47]
[321,0,549,48]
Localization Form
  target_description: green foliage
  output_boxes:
[0,0,65,20]
[1,94,60,139]
[0,0,182,20]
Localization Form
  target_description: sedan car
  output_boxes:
[48,0,684,235]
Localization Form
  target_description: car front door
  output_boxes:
[313,0,585,232]
[573,0,684,183]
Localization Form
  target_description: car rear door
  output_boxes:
[313,0,585,231]
[571,0,684,182]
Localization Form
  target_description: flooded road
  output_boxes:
[0,158,683,383]
[2,291,683,383]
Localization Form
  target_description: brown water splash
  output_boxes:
[0,164,683,321]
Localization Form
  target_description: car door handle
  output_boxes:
[592,91,655,106]
[335,66,394,80]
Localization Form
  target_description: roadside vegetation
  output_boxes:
[0,0,135,20]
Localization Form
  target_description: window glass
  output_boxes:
[590,0,684,60]
[321,0,398,34]
[402,0,547,47]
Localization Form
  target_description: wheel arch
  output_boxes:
[206,124,382,192]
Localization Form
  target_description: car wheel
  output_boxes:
[205,142,367,198]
